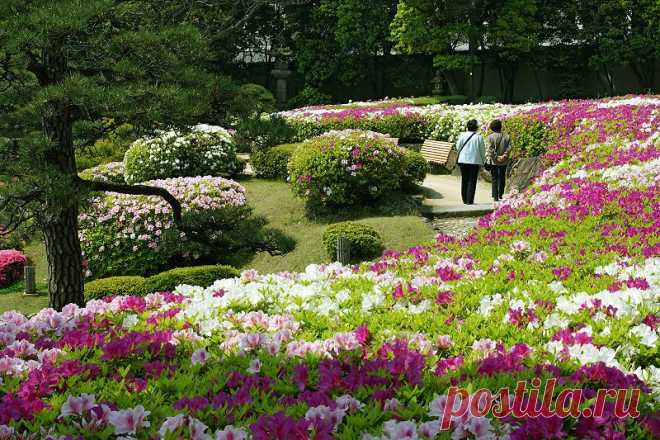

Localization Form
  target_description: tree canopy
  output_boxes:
[0,0,264,309]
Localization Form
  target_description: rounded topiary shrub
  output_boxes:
[142,265,239,293]
[0,249,27,288]
[251,143,300,180]
[123,125,244,184]
[288,130,407,209]
[322,222,384,263]
[79,161,126,184]
[79,176,251,279]
[84,276,147,301]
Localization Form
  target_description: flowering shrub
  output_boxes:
[78,161,126,184]
[0,96,659,439]
[79,176,250,279]
[288,131,408,208]
[124,125,245,184]
[0,249,27,288]
[277,99,534,143]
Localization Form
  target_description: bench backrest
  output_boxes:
[420,139,454,165]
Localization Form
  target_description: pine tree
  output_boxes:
[0,0,220,309]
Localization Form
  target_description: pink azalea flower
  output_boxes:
[191,348,209,366]
[60,393,96,417]
[215,425,249,440]
[108,405,150,435]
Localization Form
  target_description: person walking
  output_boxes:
[486,119,511,202]
[456,119,486,205]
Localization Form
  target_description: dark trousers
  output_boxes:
[459,163,480,204]
[490,165,507,201]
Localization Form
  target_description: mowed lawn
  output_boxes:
[0,178,436,314]
[241,178,436,274]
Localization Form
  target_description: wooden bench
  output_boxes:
[420,139,457,169]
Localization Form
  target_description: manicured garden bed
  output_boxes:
[0,96,658,438]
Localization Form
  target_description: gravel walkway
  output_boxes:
[430,217,480,237]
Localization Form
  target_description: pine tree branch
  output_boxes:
[78,177,183,225]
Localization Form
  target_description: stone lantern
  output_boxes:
[271,48,292,109]
[431,71,444,96]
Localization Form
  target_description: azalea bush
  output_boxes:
[288,131,408,209]
[79,176,251,279]
[0,249,27,288]
[277,99,535,143]
[124,125,244,184]
[0,96,659,439]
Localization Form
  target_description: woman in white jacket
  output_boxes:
[456,119,486,205]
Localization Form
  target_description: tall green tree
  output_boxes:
[0,0,226,310]
[485,0,544,102]
[392,0,491,99]
[577,0,659,93]
[284,0,398,97]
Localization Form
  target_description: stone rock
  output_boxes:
[506,157,542,193]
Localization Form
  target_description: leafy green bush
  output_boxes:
[76,123,136,171]
[401,149,429,190]
[84,276,147,300]
[78,162,125,184]
[251,143,300,180]
[142,265,239,293]
[234,115,295,153]
[84,265,240,299]
[288,131,407,209]
[322,222,384,263]
[477,96,498,104]
[504,115,558,157]
[227,84,276,122]
[287,86,332,109]
[436,95,469,105]
[124,125,244,184]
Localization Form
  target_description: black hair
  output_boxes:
[490,119,503,133]
[467,119,479,132]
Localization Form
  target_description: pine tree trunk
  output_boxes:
[41,98,86,310]
[43,202,85,310]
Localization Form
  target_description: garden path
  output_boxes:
[420,173,492,207]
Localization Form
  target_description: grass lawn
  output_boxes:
[0,178,436,314]
[238,178,436,274]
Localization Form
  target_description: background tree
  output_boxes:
[391,0,491,100]
[577,0,658,94]
[284,0,398,99]
[485,0,544,102]
[0,0,263,310]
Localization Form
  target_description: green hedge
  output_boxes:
[251,143,301,180]
[84,265,240,300]
[84,276,148,300]
[141,265,239,294]
[322,222,384,263]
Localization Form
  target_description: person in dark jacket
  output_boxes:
[456,119,486,205]
[486,119,511,202]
